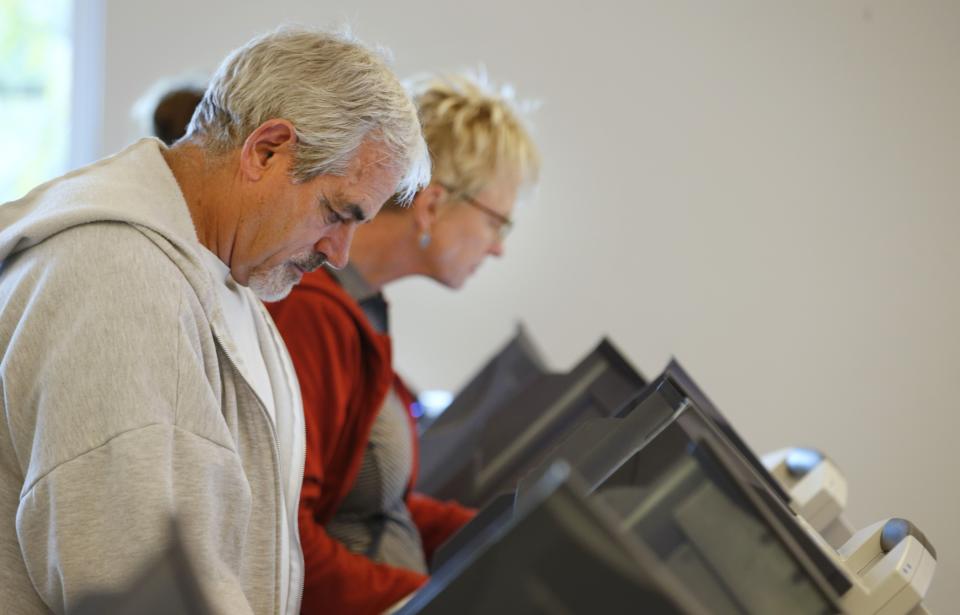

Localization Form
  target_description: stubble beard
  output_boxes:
[248,249,327,302]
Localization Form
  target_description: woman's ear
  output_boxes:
[410,182,447,234]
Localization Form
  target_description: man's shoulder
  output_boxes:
[11,221,189,288]
[0,221,200,333]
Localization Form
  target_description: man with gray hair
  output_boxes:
[0,26,429,615]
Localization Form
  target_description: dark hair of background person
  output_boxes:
[153,88,203,146]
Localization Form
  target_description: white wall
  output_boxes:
[101,1,960,610]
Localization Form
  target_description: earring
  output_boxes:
[418,232,431,249]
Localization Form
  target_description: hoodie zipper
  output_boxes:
[212,330,290,615]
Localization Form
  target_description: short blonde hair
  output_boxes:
[411,71,540,198]
[188,26,430,203]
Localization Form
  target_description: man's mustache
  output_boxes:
[293,252,327,273]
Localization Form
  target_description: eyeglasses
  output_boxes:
[439,183,513,241]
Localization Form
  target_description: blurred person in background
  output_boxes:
[132,73,207,146]
[0,26,428,615]
[267,72,540,615]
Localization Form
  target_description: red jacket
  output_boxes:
[267,269,474,615]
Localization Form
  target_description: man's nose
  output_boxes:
[317,224,357,270]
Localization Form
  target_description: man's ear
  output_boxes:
[410,183,446,234]
[239,119,297,181]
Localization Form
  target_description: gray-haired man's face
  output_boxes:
[241,139,401,301]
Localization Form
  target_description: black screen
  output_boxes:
[417,325,548,492]
[403,466,709,615]
[595,385,851,605]
[421,338,646,508]
[663,359,793,505]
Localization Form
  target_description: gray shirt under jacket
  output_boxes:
[323,266,428,574]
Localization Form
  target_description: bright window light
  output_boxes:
[0,0,73,202]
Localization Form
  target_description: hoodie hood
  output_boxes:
[0,138,222,318]
[0,138,198,264]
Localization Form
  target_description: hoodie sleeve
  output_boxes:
[1,224,256,615]
[16,427,255,615]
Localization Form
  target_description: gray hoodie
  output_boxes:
[0,140,298,614]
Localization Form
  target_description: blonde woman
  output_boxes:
[266,73,540,615]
